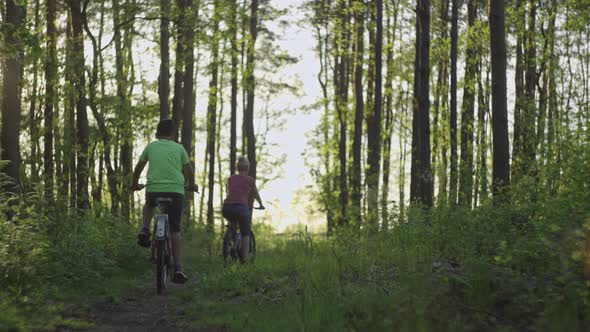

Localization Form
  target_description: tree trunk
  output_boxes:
[458,0,477,207]
[381,1,398,228]
[28,0,41,189]
[366,0,383,227]
[44,0,57,200]
[351,0,364,226]
[1,0,26,195]
[182,0,197,223]
[244,0,259,180]
[229,0,239,175]
[159,0,170,120]
[449,0,458,205]
[206,0,220,232]
[489,0,511,199]
[410,0,433,207]
[70,0,90,210]
[64,13,77,206]
[172,0,185,140]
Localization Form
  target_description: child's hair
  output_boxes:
[237,156,250,172]
[156,119,174,138]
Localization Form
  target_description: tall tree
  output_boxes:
[172,0,186,139]
[381,0,398,227]
[410,0,433,207]
[449,0,458,205]
[159,0,171,119]
[44,0,57,200]
[334,0,350,225]
[1,0,26,195]
[29,0,41,187]
[244,0,259,179]
[489,0,511,199]
[70,0,90,209]
[182,0,198,223]
[229,0,239,174]
[458,0,477,207]
[206,0,221,231]
[366,0,383,226]
[351,0,364,225]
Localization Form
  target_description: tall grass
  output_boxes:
[0,192,148,331]
[185,172,590,331]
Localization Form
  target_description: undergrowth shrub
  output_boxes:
[0,191,147,331]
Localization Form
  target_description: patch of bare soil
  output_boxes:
[71,278,225,332]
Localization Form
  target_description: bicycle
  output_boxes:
[222,206,264,265]
[133,184,197,294]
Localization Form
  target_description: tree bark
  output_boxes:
[206,0,220,231]
[182,0,197,223]
[229,0,239,175]
[458,0,477,207]
[351,0,364,226]
[489,0,511,200]
[381,1,398,228]
[44,0,58,200]
[244,0,259,180]
[70,0,90,210]
[366,0,383,226]
[449,0,458,205]
[410,0,433,207]
[159,0,171,120]
[172,0,185,140]
[1,0,26,195]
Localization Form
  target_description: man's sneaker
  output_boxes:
[172,270,188,284]
[137,229,151,248]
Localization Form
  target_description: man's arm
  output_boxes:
[131,160,147,189]
[182,163,198,192]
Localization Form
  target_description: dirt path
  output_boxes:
[77,276,224,332]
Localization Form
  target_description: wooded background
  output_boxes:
[1,0,589,233]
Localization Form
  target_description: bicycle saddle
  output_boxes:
[155,197,173,206]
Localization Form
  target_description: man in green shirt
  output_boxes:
[131,119,197,283]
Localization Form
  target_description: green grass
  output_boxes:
[179,197,590,332]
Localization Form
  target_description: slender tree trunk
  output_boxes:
[64,13,77,206]
[1,0,26,195]
[172,0,185,140]
[522,0,537,170]
[44,0,57,200]
[458,0,477,207]
[490,0,511,199]
[206,0,220,231]
[410,0,433,207]
[70,0,90,210]
[244,0,259,180]
[159,0,170,120]
[182,0,197,223]
[351,0,364,226]
[381,1,398,228]
[366,0,383,227]
[229,0,239,174]
[512,0,525,180]
[28,0,41,188]
[449,0,458,205]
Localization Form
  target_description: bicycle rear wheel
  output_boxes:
[156,239,167,294]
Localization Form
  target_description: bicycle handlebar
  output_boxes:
[130,183,199,193]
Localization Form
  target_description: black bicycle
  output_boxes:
[222,206,264,265]
[133,184,196,294]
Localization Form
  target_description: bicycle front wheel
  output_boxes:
[156,239,167,294]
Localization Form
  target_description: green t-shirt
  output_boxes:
[139,139,190,194]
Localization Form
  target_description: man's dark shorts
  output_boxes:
[146,192,184,233]
[222,204,251,236]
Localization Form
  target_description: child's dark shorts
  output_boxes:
[146,192,184,233]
